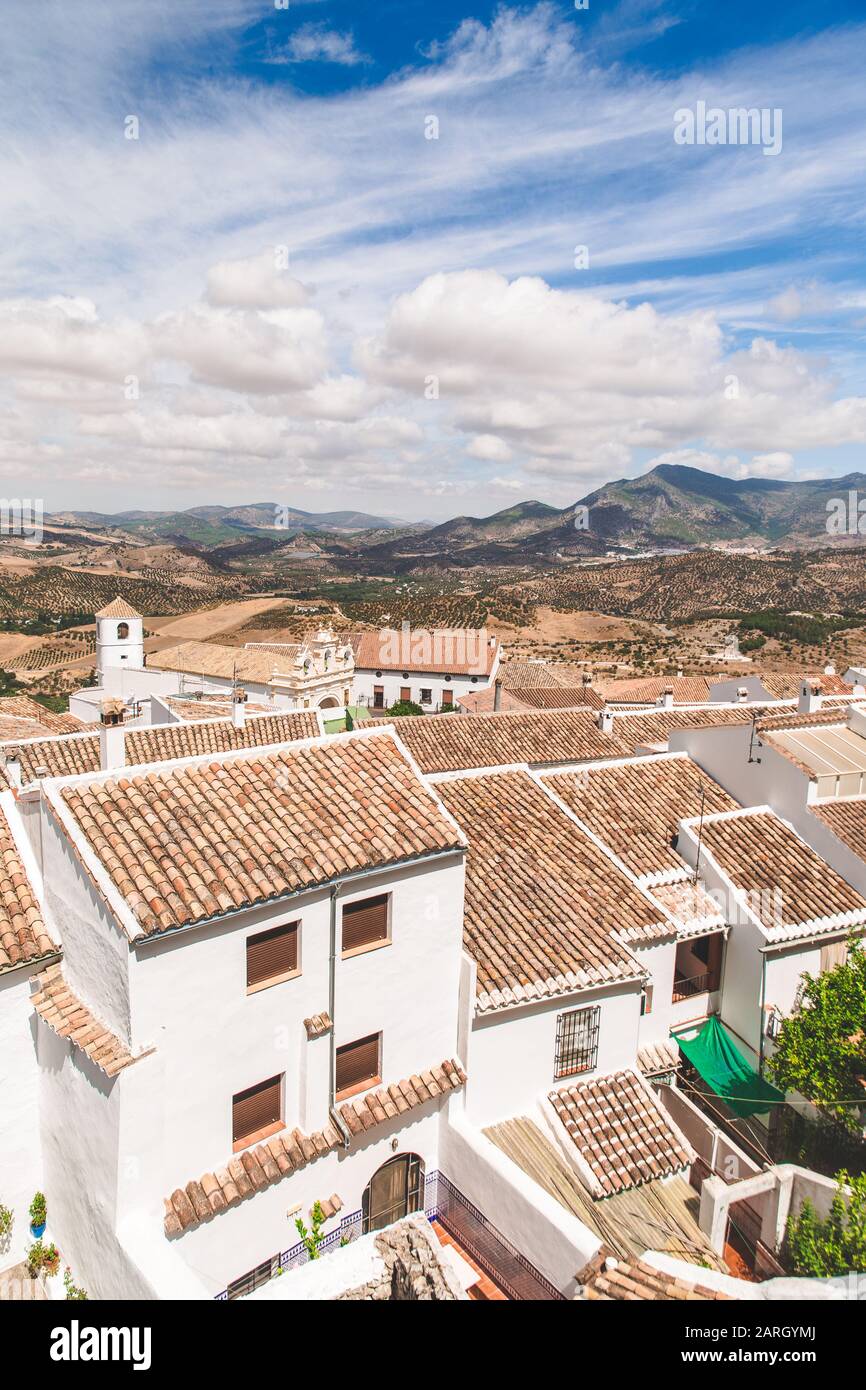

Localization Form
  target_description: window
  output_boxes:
[342,894,390,956]
[554,1006,600,1080]
[420,688,432,704]
[246,922,299,992]
[641,984,654,1016]
[441,689,453,708]
[232,1074,283,1151]
[373,685,385,708]
[117,622,129,639]
[399,686,411,703]
[335,1032,381,1099]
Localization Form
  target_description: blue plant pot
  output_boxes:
[31,1221,46,1238]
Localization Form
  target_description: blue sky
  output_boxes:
[0,0,864,519]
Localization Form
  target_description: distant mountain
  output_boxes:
[361,465,866,567]
[49,503,402,545]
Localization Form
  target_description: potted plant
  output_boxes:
[41,1243,60,1277]
[29,1192,46,1238]
[0,1203,12,1239]
[25,1239,44,1279]
[63,1267,87,1301]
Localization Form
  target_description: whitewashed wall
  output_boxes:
[465,981,643,1127]
[351,668,495,712]
[0,969,43,1267]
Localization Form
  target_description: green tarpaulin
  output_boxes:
[674,1016,784,1118]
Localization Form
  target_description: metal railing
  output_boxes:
[216,1168,563,1301]
[672,970,712,1002]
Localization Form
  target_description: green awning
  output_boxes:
[674,1016,784,1119]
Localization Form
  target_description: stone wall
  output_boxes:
[336,1214,466,1301]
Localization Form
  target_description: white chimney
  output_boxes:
[737,686,749,704]
[5,750,22,789]
[798,680,822,715]
[598,706,614,734]
[660,685,674,710]
[232,687,247,729]
[99,700,126,771]
[824,664,836,677]
[493,679,502,712]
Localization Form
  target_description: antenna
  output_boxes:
[692,782,707,885]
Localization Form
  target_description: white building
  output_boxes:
[2,695,862,1301]
[349,628,500,712]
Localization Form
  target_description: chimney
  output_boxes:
[798,680,822,715]
[582,671,592,687]
[493,679,502,712]
[99,699,126,771]
[737,686,749,704]
[660,685,674,710]
[4,749,21,790]
[232,687,247,729]
[824,664,836,677]
[598,706,614,735]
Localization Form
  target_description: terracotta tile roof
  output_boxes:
[95,596,142,619]
[31,963,145,1077]
[610,706,757,754]
[149,641,301,684]
[0,710,321,786]
[548,1068,694,1198]
[757,708,861,734]
[694,809,866,941]
[242,642,303,660]
[498,661,577,689]
[811,797,866,863]
[59,733,464,937]
[436,770,651,1012]
[0,803,54,973]
[349,629,498,677]
[386,709,631,775]
[458,684,603,715]
[164,1059,466,1236]
[596,676,711,705]
[542,755,736,883]
[0,696,86,738]
[580,1257,728,1301]
[637,1040,681,1078]
[648,878,726,936]
[760,671,854,699]
[304,1012,332,1039]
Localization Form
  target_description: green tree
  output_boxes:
[786,1170,866,1276]
[295,1200,327,1261]
[386,700,424,717]
[767,940,866,1133]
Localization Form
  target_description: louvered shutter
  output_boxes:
[336,1034,381,1096]
[246,922,298,988]
[341,895,389,953]
[232,1075,282,1145]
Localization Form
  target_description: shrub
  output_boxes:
[786,1171,866,1277]
[29,1192,46,1227]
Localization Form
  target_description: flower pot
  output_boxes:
[31,1222,46,1238]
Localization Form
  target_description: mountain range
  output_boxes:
[49,466,865,561]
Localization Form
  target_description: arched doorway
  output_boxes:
[318,695,340,709]
[362,1153,425,1234]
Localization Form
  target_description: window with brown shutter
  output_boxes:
[335,1033,381,1099]
[246,921,299,992]
[820,940,848,973]
[441,689,453,707]
[232,1074,283,1150]
[341,894,390,957]
[400,686,411,703]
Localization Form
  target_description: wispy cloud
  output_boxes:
[0,3,864,514]
[267,24,370,68]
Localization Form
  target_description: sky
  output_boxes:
[1,0,865,521]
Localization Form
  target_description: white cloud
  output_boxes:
[205,251,308,310]
[269,25,369,67]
